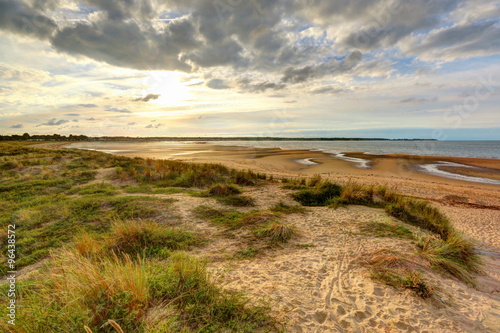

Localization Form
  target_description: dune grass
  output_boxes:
[0,248,280,333]
[366,249,433,298]
[290,177,481,284]
[256,222,297,244]
[358,221,414,240]
[292,182,342,206]
[270,201,306,214]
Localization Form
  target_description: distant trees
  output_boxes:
[0,133,89,141]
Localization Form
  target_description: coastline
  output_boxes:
[61,141,500,254]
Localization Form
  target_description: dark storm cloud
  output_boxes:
[0,0,57,39]
[134,93,160,102]
[51,19,192,71]
[0,0,497,86]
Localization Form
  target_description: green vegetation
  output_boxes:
[359,222,414,240]
[256,222,297,244]
[216,195,256,207]
[270,201,306,214]
[289,177,481,284]
[115,158,266,188]
[207,183,242,196]
[417,234,482,285]
[0,249,280,332]
[68,182,119,196]
[366,249,433,298]
[0,142,281,332]
[236,247,261,259]
[292,182,342,206]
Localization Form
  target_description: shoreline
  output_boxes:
[59,141,500,254]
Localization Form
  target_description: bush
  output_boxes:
[292,182,342,206]
[207,183,241,196]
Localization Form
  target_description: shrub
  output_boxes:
[292,182,342,206]
[207,183,242,196]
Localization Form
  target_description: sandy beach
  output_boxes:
[65,141,500,254]
[56,141,500,332]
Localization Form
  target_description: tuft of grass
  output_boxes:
[207,183,242,196]
[236,247,260,259]
[270,201,306,214]
[366,249,433,298]
[359,222,414,240]
[258,222,297,243]
[292,182,342,206]
[193,205,246,229]
[108,219,203,258]
[417,233,482,285]
[216,195,256,207]
[68,182,118,196]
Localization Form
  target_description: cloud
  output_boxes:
[65,113,80,116]
[206,79,230,90]
[51,19,192,71]
[38,118,70,126]
[86,117,96,121]
[401,20,500,60]
[310,86,346,95]
[0,0,57,39]
[133,94,160,102]
[10,124,23,128]
[400,97,439,104]
[127,122,137,126]
[281,51,362,84]
[106,107,132,113]
[238,78,286,93]
[145,123,162,129]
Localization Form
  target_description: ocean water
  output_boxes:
[214,140,500,159]
[68,140,500,184]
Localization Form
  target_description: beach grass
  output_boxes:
[289,177,481,284]
[0,142,281,331]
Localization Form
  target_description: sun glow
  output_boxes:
[141,71,191,105]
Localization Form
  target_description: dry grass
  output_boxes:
[259,222,297,243]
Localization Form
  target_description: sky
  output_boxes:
[0,0,499,139]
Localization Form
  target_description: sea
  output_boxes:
[68,140,500,185]
[213,140,500,159]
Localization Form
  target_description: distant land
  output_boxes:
[0,133,437,142]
